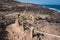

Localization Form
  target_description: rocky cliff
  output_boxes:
[0,0,60,40]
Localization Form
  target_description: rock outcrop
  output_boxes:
[0,0,60,40]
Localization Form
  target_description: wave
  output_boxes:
[49,8,60,12]
[42,6,60,12]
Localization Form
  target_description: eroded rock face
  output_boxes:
[0,0,60,40]
[6,19,25,40]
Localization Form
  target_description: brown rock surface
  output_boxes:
[0,0,60,40]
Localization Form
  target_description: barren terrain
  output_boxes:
[0,0,60,40]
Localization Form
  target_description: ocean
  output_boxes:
[42,5,60,11]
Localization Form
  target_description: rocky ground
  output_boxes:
[0,0,60,40]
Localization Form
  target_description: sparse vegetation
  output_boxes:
[18,13,34,25]
[0,0,60,40]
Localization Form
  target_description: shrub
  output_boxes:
[19,13,34,25]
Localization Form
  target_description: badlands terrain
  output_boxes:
[0,0,60,40]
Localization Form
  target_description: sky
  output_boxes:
[16,0,60,5]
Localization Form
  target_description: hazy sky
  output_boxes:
[16,0,60,5]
